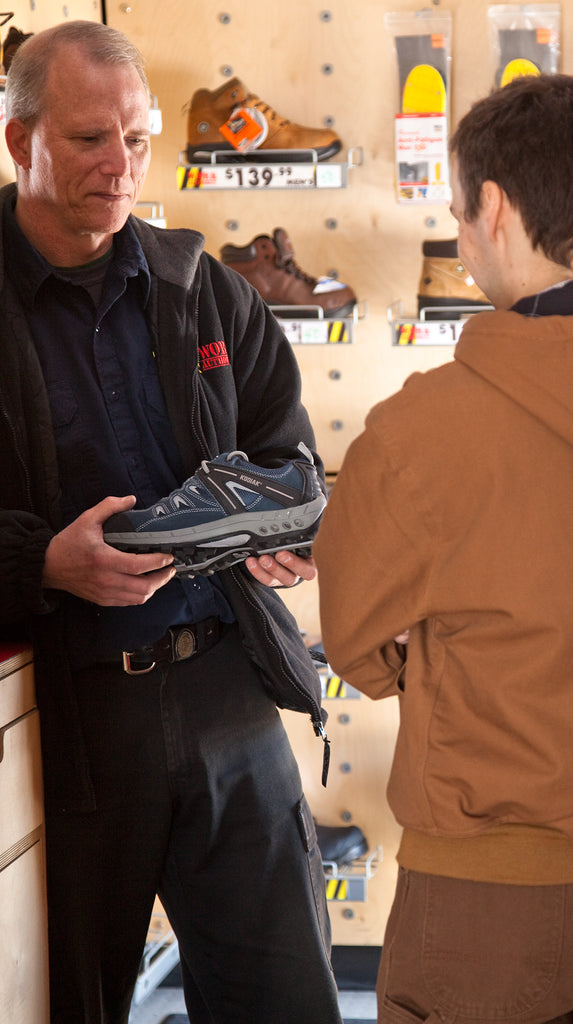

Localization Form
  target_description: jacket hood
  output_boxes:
[455,309,573,447]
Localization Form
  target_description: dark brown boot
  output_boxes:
[417,239,491,319]
[220,228,356,316]
[186,78,341,163]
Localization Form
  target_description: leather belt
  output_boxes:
[122,617,222,675]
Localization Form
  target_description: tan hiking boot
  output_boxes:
[220,228,356,316]
[417,239,491,318]
[186,77,342,163]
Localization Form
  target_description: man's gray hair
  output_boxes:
[5,19,150,123]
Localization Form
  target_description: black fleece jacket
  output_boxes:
[0,183,326,812]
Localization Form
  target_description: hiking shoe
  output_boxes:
[221,228,357,317]
[103,443,326,576]
[417,238,491,320]
[186,77,341,163]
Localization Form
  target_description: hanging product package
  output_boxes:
[384,9,453,205]
[487,3,561,88]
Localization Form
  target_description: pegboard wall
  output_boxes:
[1,0,571,947]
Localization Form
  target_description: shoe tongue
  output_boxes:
[273,228,295,262]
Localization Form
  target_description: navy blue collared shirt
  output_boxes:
[4,198,233,667]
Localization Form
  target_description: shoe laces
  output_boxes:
[245,92,291,130]
[200,451,248,474]
[275,252,316,287]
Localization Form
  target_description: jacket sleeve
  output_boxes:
[0,510,56,625]
[313,397,436,699]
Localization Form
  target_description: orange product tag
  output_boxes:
[219,106,266,151]
[431,34,445,48]
[537,28,551,45]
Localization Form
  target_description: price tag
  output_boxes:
[394,320,458,345]
[277,319,353,345]
[177,163,318,190]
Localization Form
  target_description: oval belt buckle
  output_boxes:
[174,627,196,661]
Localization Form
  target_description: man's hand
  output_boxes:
[244,550,317,588]
[42,495,176,606]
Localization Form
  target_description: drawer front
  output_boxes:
[0,838,49,1023]
[0,711,44,857]
[0,664,36,729]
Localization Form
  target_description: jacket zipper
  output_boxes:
[229,564,331,786]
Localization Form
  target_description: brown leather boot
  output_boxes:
[2,26,33,73]
[220,228,356,316]
[186,78,341,163]
[417,239,491,319]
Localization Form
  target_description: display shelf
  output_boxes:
[323,846,382,903]
[132,909,180,1007]
[388,299,493,346]
[177,147,363,191]
[275,300,368,345]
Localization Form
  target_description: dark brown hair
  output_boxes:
[450,74,573,267]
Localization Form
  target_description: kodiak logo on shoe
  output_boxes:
[199,340,230,372]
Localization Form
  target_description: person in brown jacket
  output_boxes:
[314,73,573,1024]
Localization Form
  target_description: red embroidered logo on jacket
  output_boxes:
[198,340,230,372]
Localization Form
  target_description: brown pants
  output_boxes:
[378,868,573,1024]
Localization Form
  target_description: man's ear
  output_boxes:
[5,118,32,169]
[480,180,505,241]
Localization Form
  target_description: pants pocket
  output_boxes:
[295,795,332,959]
[381,996,446,1024]
[422,875,565,1017]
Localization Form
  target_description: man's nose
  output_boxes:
[101,139,131,176]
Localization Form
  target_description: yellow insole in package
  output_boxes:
[500,57,541,87]
[402,63,447,114]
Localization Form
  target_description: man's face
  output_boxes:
[15,45,151,260]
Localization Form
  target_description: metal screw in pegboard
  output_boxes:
[225,220,239,231]
[338,713,351,724]
[343,908,355,919]
[340,762,352,774]
[329,369,342,381]
[119,2,133,11]
[221,65,234,77]
[321,63,334,76]
[323,115,335,128]
[341,810,353,822]
[219,12,231,23]
[319,9,332,21]
[425,216,438,229]
[325,218,338,231]
[331,420,344,432]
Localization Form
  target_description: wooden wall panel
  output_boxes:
[103,0,573,948]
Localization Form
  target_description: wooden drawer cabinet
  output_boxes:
[0,645,49,1023]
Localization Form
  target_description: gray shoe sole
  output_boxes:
[104,494,326,576]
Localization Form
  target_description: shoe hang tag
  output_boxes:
[219,105,268,152]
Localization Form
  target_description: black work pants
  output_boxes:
[46,624,341,1024]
